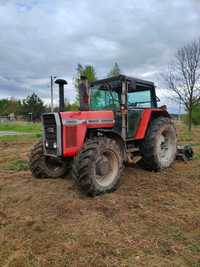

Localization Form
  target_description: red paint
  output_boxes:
[62,123,87,157]
[60,109,170,156]
[60,111,114,156]
[60,110,114,122]
[134,108,170,140]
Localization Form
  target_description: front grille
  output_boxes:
[43,114,57,155]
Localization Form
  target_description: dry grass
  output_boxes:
[0,124,200,267]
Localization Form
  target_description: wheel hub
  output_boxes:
[160,135,168,150]
[158,131,174,161]
[95,150,119,187]
[96,157,111,176]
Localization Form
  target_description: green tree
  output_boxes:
[0,99,11,116]
[192,104,200,125]
[65,101,80,111]
[107,62,121,77]
[74,63,97,101]
[0,98,22,116]
[74,63,84,91]
[21,93,45,121]
[63,98,79,111]
[82,65,97,82]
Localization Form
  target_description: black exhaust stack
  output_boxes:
[78,75,89,111]
[55,79,67,112]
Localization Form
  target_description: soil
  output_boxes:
[0,127,200,267]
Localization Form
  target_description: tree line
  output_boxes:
[0,94,46,121]
[0,63,121,121]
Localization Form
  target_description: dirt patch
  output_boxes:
[0,128,200,266]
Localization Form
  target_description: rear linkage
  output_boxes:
[176,145,194,161]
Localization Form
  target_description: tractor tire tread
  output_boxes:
[72,137,124,196]
[139,117,176,171]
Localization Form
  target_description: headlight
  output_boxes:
[45,141,49,147]
[53,142,57,149]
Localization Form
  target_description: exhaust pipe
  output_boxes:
[55,79,67,112]
[78,75,89,111]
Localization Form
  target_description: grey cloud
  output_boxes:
[0,0,200,111]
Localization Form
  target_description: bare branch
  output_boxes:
[161,38,200,130]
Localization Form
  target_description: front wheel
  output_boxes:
[72,137,124,196]
[29,140,71,178]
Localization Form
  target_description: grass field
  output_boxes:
[0,121,42,133]
[0,122,200,267]
[0,134,41,142]
[0,121,42,142]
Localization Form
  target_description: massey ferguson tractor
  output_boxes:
[29,75,177,196]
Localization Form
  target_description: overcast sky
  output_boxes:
[0,0,200,112]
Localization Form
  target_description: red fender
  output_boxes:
[134,109,170,140]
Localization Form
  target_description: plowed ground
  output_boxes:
[0,124,200,267]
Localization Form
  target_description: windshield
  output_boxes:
[90,84,120,110]
[128,90,152,107]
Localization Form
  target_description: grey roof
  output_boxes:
[91,74,154,87]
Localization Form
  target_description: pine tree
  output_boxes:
[21,93,45,121]
[107,62,121,77]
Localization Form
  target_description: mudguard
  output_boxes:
[134,108,170,140]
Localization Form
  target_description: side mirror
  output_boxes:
[156,96,160,102]
[159,105,167,110]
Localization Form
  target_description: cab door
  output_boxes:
[127,108,143,138]
[127,89,153,138]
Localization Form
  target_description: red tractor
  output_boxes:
[29,75,177,196]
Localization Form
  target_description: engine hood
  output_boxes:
[60,110,114,127]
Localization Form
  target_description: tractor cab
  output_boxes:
[90,75,157,111]
[89,75,160,139]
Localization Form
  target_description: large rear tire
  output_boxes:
[139,117,177,171]
[29,140,71,178]
[72,137,124,196]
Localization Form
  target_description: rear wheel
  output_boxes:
[72,137,124,196]
[139,117,177,170]
[29,140,71,178]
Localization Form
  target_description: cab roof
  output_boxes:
[91,74,155,87]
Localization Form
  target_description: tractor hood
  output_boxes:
[59,111,115,157]
[60,110,115,128]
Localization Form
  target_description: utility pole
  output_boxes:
[50,75,57,112]
[50,75,54,112]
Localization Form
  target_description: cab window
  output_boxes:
[90,84,120,110]
[128,90,152,107]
